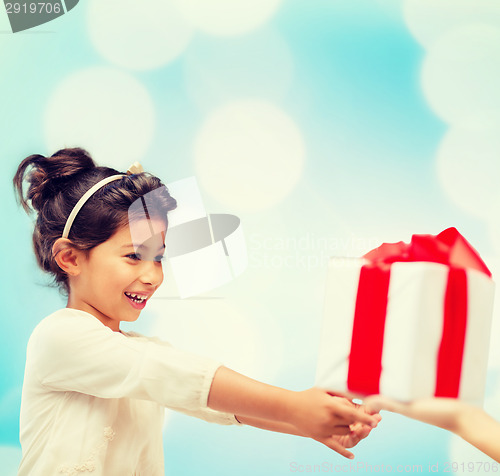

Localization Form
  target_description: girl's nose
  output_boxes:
[140,261,164,287]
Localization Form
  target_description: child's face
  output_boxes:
[68,218,166,332]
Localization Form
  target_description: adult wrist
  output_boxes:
[455,404,481,437]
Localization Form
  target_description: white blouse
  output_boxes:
[18,308,240,476]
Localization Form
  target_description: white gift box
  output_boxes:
[315,257,495,405]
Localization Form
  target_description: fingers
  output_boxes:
[325,417,376,442]
[343,422,375,448]
[326,389,359,400]
[329,425,352,436]
[349,423,373,442]
[328,395,381,425]
[352,399,383,421]
[364,395,408,415]
[320,436,355,459]
[332,402,380,427]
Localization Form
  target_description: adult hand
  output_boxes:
[364,395,500,463]
[364,395,467,432]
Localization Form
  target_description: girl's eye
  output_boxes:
[154,255,165,263]
[126,253,142,261]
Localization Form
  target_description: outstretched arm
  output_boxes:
[461,407,500,462]
[365,395,500,463]
[236,414,375,454]
[208,366,380,459]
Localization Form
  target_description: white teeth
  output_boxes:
[125,292,146,303]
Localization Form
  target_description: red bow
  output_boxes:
[347,227,490,397]
[363,227,491,276]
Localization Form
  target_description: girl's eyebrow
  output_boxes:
[121,243,166,250]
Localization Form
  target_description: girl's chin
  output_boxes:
[120,309,141,322]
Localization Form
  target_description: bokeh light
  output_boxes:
[172,0,283,37]
[404,0,500,48]
[436,126,500,221]
[194,100,305,212]
[421,25,500,125]
[148,298,283,382]
[44,67,155,168]
[87,0,193,70]
[183,29,294,111]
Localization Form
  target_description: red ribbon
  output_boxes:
[348,265,390,394]
[347,227,490,397]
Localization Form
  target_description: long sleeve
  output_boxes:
[29,308,239,424]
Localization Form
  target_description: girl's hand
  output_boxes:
[314,409,380,459]
[207,367,380,459]
[289,388,381,458]
[364,395,468,432]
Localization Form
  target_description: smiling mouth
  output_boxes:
[124,292,148,304]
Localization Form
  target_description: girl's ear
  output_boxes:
[52,238,84,276]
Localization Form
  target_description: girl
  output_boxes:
[365,395,500,462]
[14,148,380,476]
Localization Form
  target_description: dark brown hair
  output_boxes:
[13,147,177,294]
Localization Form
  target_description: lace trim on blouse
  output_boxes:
[57,427,115,475]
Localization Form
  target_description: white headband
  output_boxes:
[61,162,143,239]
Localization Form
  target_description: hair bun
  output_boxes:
[13,147,96,213]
